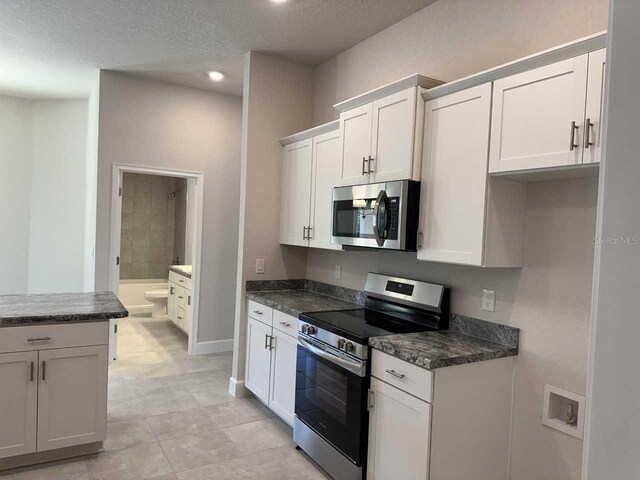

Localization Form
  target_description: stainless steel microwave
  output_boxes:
[331,180,420,251]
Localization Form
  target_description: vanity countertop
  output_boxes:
[169,265,192,279]
[369,330,519,370]
[0,291,128,327]
[246,289,360,318]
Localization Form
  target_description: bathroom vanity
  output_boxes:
[167,265,192,335]
[0,291,127,470]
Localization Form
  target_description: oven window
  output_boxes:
[295,344,367,464]
[333,199,377,239]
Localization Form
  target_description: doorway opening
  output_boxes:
[108,164,204,360]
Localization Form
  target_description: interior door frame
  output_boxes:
[108,164,205,356]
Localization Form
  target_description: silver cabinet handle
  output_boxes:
[362,156,369,175]
[264,334,270,350]
[279,321,291,327]
[307,226,313,239]
[27,337,51,342]
[569,121,579,151]
[188,296,191,306]
[385,369,405,379]
[30,361,34,382]
[269,335,275,351]
[302,225,307,240]
[368,155,375,174]
[179,279,184,283]
[585,118,595,149]
[170,287,175,295]
[253,310,263,315]
[177,316,183,320]
[42,360,46,381]
[178,296,184,299]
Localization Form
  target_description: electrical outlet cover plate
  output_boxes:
[482,289,495,312]
[335,264,342,279]
[256,259,265,274]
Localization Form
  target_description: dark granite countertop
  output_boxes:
[169,266,192,279]
[0,291,128,327]
[246,290,359,318]
[369,330,518,370]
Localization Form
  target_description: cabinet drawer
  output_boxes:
[0,322,110,354]
[247,300,273,325]
[371,349,433,403]
[177,286,187,310]
[169,271,191,289]
[273,311,297,338]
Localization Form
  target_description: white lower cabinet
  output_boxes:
[367,377,431,480]
[368,350,515,480]
[268,329,297,425]
[0,351,38,459]
[244,303,298,426]
[168,271,192,336]
[37,346,108,452]
[0,323,109,462]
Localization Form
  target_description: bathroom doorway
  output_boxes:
[108,165,204,360]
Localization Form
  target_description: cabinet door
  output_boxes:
[339,103,373,185]
[418,83,493,266]
[268,330,297,426]
[37,346,108,451]
[584,49,607,164]
[367,377,431,480]
[244,316,272,404]
[370,87,418,182]
[309,130,342,250]
[280,139,313,246]
[0,351,38,459]
[185,291,193,336]
[167,283,177,324]
[489,55,589,172]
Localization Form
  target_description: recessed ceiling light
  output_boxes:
[208,71,224,81]
[269,0,288,3]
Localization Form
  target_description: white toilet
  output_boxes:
[144,289,169,318]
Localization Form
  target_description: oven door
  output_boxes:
[331,181,404,249]
[295,336,368,466]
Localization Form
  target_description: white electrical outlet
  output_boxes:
[256,259,265,274]
[335,264,342,279]
[482,289,495,312]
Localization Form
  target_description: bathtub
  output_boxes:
[119,279,168,315]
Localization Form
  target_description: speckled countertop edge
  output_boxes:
[169,266,192,279]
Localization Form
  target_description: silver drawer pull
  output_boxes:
[178,296,184,299]
[27,337,51,342]
[279,321,291,327]
[253,310,263,315]
[385,369,405,379]
[177,316,183,320]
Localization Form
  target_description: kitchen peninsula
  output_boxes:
[0,291,127,470]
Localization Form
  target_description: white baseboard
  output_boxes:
[229,377,248,397]
[191,338,234,356]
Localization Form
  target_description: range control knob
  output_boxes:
[344,342,355,353]
[307,325,317,335]
[337,339,346,350]
[302,324,317,335]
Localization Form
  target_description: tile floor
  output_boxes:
[1,315,328,480]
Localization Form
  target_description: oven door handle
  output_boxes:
[298,337,365,377]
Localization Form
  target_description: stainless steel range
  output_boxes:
[293,273,450,480]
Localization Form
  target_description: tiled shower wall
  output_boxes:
[120,173,186,279]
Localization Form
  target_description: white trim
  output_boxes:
[279,120,340,146]
[334,73,444,112]
[424,31,607,101]
[228,377,249,398]
[108,163,205,357]
[191,339,234,355]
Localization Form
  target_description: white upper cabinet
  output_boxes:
[419,84,493,266]
[584,48,607,164]
[489,55,589,173]
[280,138,313,247]
[370,88,420,182]
[340,103,373,185]
[419,83,526,267]
[309,130,342,250]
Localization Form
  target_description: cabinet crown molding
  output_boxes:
[279,120,340,146]
[423,31,607,102]
[333,73,444,113]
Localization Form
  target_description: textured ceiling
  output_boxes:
[0,0,436,99]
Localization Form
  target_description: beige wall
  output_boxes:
[314,0,609,124]
[230,52,314,388]
[95,71,242,344]
[308,1,609,478]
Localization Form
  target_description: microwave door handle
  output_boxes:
[298,337,364,376]
[373,190,389,247]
